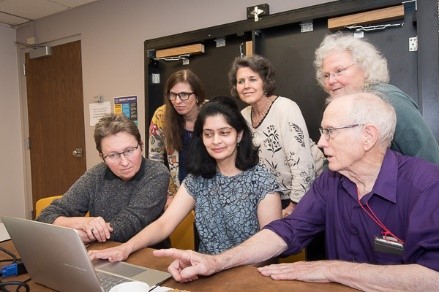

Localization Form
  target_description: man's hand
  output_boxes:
[153,248,218,282]
[258,261,331,283]
[260,260,439,291]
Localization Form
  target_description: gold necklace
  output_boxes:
[251,96,273,128]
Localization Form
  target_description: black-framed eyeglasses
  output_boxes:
[320,64,356,82]
[102,144,140,161]
[319,124,362,140]
[168,92,194,101]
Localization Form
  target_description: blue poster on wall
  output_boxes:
[114,96,138,125]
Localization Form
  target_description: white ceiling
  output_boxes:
[0,0,99,27]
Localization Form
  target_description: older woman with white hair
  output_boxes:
[314,32,439,164]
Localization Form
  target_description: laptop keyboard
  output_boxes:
[96,271,130,292]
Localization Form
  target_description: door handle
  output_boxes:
[72,148,83,158]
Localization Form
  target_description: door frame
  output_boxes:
[18,34,83,218]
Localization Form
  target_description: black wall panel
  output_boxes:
[144,0,438,145]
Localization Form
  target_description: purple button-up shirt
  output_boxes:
[265,149,439,271]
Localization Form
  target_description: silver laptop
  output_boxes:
[2,216,171,292]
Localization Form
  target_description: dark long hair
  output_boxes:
[164,69,206,152]
[187,96,259,178]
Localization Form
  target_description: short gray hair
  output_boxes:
[94,113,141,153]
[342,93,396,148]
[314,33,389,88]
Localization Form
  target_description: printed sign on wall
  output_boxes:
[114,96,138,125]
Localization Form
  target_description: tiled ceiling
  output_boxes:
[0,0,99,27]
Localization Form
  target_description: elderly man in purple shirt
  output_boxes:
[154,93,439,291]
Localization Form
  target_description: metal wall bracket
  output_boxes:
[409,36,418,51]
[346,23,403,32]
[300,21,313,33]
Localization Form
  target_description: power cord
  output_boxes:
[0,246,30,291]
[0,247,26,277]
[0,247,16,264]
[1,263,27,277]
[0,280,30,292]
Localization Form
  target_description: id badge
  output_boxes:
[374,236,404,255]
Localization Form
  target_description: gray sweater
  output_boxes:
[37,158,170,243]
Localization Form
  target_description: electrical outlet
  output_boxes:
[152,73,160,84]
[409,36,417,52]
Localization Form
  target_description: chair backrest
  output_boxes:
[170,211,195,250]
[35,195,62,218]
[35,196,195,249]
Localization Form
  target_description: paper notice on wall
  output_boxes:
[89,101,111,126]
[0,223,11,242]
[114,96,138,126]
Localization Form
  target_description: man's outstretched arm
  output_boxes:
[153,229,287,282]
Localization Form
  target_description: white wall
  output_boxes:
[5,0,334,218]
[0,24,26,219]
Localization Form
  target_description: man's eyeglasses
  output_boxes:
[320,64,356,82]
[168,92,194,101]
[319,124,362,140]
[102,144,139,161]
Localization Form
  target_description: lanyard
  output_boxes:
[357,189,404,244]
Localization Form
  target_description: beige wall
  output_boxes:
[4,0,335,218]
[0,24,26,219]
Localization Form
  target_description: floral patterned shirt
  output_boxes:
[148,105,180,196]
[241,96,324,203]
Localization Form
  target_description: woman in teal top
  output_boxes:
[314,32,439,165]
[185,160,278,254]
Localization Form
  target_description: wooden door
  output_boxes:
[25,40,86,214]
